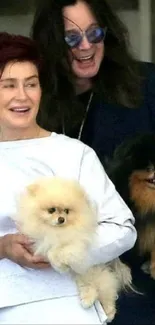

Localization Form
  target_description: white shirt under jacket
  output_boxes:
[0,132,136,308]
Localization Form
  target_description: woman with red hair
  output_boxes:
[0,32,136,324]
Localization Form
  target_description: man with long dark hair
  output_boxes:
[31,1,155,324]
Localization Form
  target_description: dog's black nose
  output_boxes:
[58,217,65,224]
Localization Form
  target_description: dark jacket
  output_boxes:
[81,62,155,163]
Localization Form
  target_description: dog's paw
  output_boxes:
[104,305,116,323]
[47,251,70,273]
[81,297,96,309]
[79,287,98,309]
[53,263,70,273]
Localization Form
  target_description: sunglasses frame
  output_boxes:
[64,26,107,48]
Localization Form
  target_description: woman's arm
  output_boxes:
[79,145,137,268]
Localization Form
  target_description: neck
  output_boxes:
[0,124,49,142]
[75,78,93,95]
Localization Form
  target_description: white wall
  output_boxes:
[119,0,152,62]
[118,10,140,59]
[0,14,33,37]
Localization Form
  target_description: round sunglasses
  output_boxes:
[65,26,107,48]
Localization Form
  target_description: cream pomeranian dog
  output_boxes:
[14,177,132,322]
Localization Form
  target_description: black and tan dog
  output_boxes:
[107,133,155,279]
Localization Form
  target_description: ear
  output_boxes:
[27,183,40,196]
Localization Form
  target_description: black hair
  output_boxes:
[31,0,142,133]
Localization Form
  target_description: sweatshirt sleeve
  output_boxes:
[79,145,137,268]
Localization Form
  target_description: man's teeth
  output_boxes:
[78,55,93,61]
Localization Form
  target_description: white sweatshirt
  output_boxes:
[0,133,136,308]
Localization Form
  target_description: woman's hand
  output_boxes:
[2,233,50,269]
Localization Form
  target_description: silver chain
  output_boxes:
[78,91,93,140]
[62,91,93,140]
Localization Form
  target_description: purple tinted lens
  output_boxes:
[65,27,106,48]
[65,33,82,48]
[86,27,106,43]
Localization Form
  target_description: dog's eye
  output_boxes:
[64,208,69,214]
[48,207,56,214]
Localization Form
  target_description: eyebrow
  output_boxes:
[0,75,39,82]
[25,75,39,81]
[64,17,98,31]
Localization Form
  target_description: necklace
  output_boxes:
[62,91,93,140]
[78,91,93,140]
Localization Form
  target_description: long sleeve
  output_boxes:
[79,145,137,267]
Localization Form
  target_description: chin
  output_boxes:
[107,133,155,279]
[14,176,132,322]
[74,66,100,79]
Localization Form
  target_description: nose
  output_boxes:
[78,35,92,50]
[58,217,65,224]
[15,85,28,101]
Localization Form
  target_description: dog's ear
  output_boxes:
[27,183,40,196]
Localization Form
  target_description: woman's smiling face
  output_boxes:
[0,60,41,135]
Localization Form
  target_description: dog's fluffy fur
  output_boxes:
[107,133,155,279]
[14,177,132,322]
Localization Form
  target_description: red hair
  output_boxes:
[0,32,43,78]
